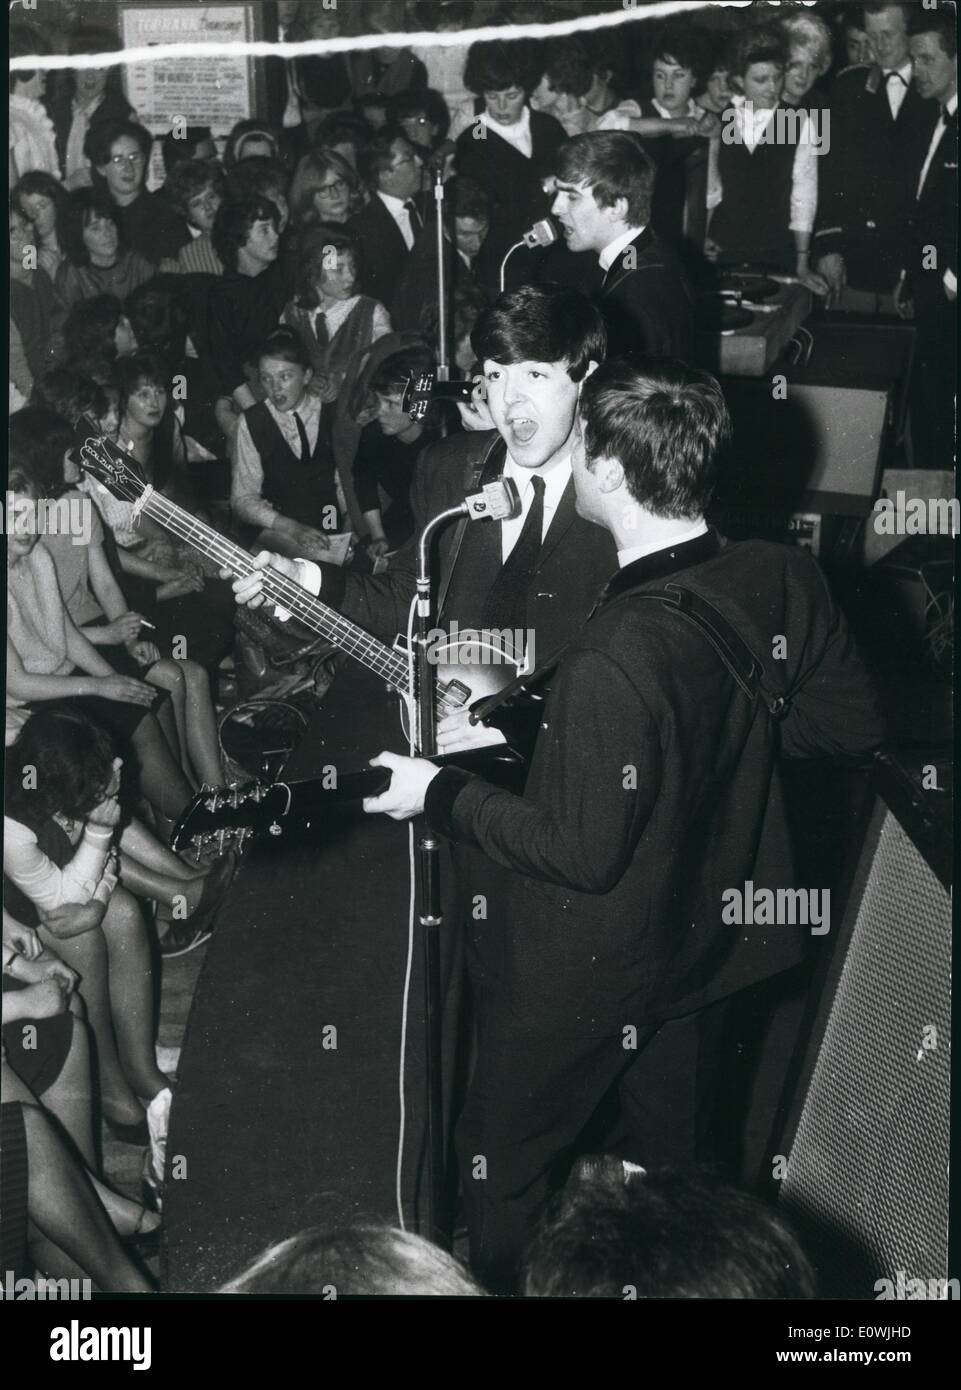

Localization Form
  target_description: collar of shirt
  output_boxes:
[617,519,709,569]
[651,98,697,120]
[311,295,360,336]
[599,225,645,273]
[883,59,913,116]
[479,105,533,157]
[264,391,322,443]
[377,189,417,249]
[501,455,570,545]
[944,92,959,117]
[730,95,780,149]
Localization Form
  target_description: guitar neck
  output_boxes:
[140,491,410,693]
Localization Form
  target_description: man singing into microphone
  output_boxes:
[364,356,884,1291]
[231,282,616,728]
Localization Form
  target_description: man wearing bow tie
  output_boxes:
[550,131,695,359]
[815,1,938,311]
[896,6,957,469]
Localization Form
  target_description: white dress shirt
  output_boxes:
[617,520,708,569]
[599,225,646,274]
[882,60,913,120]
[232,392,323,529]
[285,455,573,610]
[500,456,570,562]
[916,91,958,295]
[478,105,533,159]
[377,190,418,252]
[707,98,818,234]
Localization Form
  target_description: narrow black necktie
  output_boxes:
[293,411,310,462]
[404,199,423,233]
[482,475,545,639]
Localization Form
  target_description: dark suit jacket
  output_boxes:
[599,226,695,359]
[349,193,426,314]
[815,64,938,292]
[317,429,618,666]
[907,105,958,296]
[454,109,567,279]
[426,530,884,1026]
[390,224,491,335]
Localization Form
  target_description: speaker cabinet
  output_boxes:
[775,752,952,1299]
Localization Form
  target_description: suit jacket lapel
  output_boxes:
[602,228,649,296]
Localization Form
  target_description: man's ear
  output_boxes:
[612,194,630,225]
[598,456,625,496]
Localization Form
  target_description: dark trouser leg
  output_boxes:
[614,998,735,1170]
[455,1003,636,1294]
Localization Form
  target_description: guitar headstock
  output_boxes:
[170,780,291,858]
[401,370,436,422]
[77,423,147,504]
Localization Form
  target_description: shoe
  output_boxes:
[159,920,212,958]
[104,1113,150,1146]
[121,1207,163,1259]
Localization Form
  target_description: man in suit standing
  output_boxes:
[550,131,695,359]
[815,1,937,312]
[897,6,957,469]
[230,282,616,681]
[349,127,426,313]
[368,357,884,1291]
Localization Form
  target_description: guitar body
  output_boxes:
[395,628,524,756]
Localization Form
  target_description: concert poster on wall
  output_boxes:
[118,3,262,140]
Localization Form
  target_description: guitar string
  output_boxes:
[119,476,469,718]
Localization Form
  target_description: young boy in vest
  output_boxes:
[230,326,344,563]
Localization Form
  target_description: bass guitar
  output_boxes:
[78,429,535,762]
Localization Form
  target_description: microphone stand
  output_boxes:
[413,503,465,1249]
[433,164,450,384]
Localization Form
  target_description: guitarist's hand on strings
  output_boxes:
[363,752,441,821]
[436,709,507,755]
[224,551,301,611]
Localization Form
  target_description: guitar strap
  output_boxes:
[435,432,507,623]
[470,581,789,726]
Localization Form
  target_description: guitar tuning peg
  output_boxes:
[268,822,283,836]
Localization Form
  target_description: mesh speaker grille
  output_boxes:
[780,810,951,1298]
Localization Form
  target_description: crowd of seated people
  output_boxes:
[5,0,953,1294]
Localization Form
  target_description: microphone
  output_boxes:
[522,218,558,249]
[500,219,558,291]
[461,477,521,522]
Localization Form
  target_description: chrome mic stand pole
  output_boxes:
[413,505,463,1249]
[433,164,450,384]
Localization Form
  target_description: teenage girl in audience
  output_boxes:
[54,188,154,312]
[12,407,225,792]
[3,709,172,1134]
[289,148,366,231]
[12,171,69,280]
[158,160,226,276]
[62,292,138,384]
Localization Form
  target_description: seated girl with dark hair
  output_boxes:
[12,170,69,280]
[12,407,225,795]
[3,709,172,1145]
[62,293,138,385]
[54,189,154,313]
[85,354,238,678]
[231,327,344,564]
